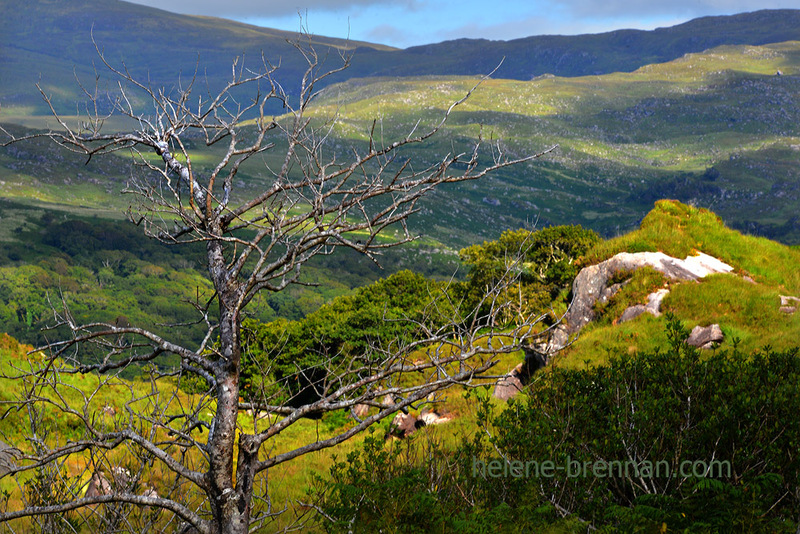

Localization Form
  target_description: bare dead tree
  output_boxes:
[0,35,555,534]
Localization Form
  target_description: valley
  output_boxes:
[1,4,799,532]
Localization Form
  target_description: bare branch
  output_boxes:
[0,32,554,533]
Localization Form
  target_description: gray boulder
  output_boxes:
[686,324,724,349]
[493,371,524,401]
[386,412,425,438]
[619,304,648,323]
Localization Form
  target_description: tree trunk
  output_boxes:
[206,233,252,533]
[208,304,248,533]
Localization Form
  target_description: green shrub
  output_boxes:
[491,315,800,532]
[314,427,583,534]
[315,317,800,533]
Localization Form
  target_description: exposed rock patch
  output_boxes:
[493,369,524,401]
[620,288,670,323]
[549,251,734,352]
[779,295,800,314]
[686,324,724,349]
[386,412,425,438]
[419,408,450,426]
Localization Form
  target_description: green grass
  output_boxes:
[555,201,800,367]
[0,321,525,531]
[5,40,800,248]
[584,200,800,289]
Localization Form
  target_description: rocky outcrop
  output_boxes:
[419,409,450,426]
[385,408,451,438]
[686,324,724,349]
[386,412,424,438]
[547,251,734,353]
[493,250,736,402]
[492,348,551,401]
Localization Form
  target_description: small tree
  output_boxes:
[1,37,553,533]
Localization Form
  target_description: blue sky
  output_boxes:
[127,0,800,48]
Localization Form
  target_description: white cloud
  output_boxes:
[364,24,419,48]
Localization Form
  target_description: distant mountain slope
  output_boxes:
[3,3,800,247]
[2,2,800,112]
[376,9,800,79]
[3,39,800,246]
[0,0,393,112]
[308,41,800,245]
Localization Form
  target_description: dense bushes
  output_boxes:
[493,315,800,531]
[459,225,600,324]
[240,270,458,405]
[317,317,800,532]
[238,224,599,407]
[314,428,583,534]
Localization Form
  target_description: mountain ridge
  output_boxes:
[374,9,800,79]
[3,2,800,113]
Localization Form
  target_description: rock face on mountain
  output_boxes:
[547,251,734,354]
[494,250,736,401]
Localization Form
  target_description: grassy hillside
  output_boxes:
[307,41,800,245]
[2,202,798,530]
[555,200,800,367]
[3,7,800,250]
[2,40,798,258]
